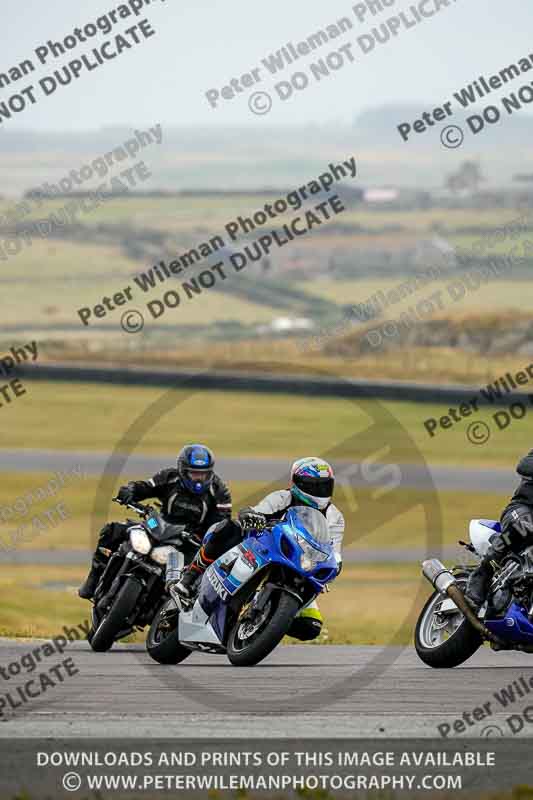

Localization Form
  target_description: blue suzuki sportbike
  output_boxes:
[416,518,533,667]
[146,506,338,666]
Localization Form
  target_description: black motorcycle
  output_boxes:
[88,498,198,652]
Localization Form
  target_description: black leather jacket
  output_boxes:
[504,450,533,514]
[126,468,232,537]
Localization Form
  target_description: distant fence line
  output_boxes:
[16,362,531,407]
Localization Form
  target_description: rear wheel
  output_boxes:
[415,578,482,668]
[146,600,192,665]
[227,590,300,667]
[90,578,143,652]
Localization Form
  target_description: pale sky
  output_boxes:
[0,0,532,131]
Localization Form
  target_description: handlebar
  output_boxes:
[112,497,201,546]
[112,496,153,518]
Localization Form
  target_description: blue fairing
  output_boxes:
[486,603,533,645]
[476,522,533,645]
[197,506,338,644]
[480,519,502,533]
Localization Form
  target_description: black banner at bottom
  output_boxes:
[0,738,530,797]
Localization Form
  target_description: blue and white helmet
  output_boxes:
[177,444,215,495]
[290,457,335,511]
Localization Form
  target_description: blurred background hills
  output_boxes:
[1,105,532,386]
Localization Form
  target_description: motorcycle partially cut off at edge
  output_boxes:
[416,517,533,667]
[146,506,339,667]
[88,498,198,652]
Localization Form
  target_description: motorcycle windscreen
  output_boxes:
[284,506,332,551]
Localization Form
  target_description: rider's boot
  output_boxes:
[78,554,107,600]
[465,533,510,610]
[465,557,494,610]
[175,547,214,600]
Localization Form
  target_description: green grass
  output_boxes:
[305,278,531,314]
[3,198,528,337]
[319,563,426,645]
[0,239,283,329]
[2,197,519,232]
[0,471,508,553]
[0,562,426,645]
[2,380,529,469]
[0,564,88,638]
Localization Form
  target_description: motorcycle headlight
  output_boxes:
[150,545,174,565]
[129,529,152,555]
[297,536,327,572]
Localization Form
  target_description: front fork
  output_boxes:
[95,549,156,611]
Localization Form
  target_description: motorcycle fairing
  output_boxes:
[194,546,264,643]
[212,541,269,597]
[177,593,224,648]
[469,518,502,557]
[183,506,338,649]
[485,602,533,644]
[469,520,533,646]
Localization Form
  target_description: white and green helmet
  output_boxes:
[290,457,335,510]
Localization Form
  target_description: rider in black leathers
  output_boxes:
[78,444,232,599]
[467,449,533,608]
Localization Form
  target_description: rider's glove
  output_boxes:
[117,484,136,505]
[238,507,267,531]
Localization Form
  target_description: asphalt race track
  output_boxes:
[1,449,524,740]
[0,448,516,494]
[0,641,531,738]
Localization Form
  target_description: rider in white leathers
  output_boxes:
[177,456,344,641]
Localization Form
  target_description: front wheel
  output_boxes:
[146,600,192,665]
[90,577,143,652]
[227,590,300,667]
[415,580,483,668]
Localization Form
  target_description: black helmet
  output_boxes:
[177,444,215,495]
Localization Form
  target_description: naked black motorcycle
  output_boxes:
[88,498,198,652]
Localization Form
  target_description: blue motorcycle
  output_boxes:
[416,518,533,667]
[146,506,338,666]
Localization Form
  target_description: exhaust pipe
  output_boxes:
[422,559,498,642]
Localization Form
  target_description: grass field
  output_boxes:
[2,195,528,347]
[2,197,524,233]
[3,380,529,469]
[51,336,533,388]
[0,470,508,553]
[1,240,285,329]
[306,278,533,314]
[0,562,427,645]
